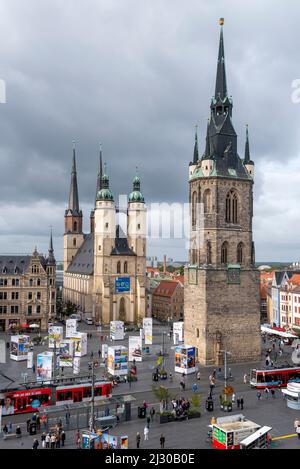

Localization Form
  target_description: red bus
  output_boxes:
[0,381,112,415]
[250,367,300,389]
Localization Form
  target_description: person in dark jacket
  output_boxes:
[160,434,165,449]
[136,432,141,448]
[61,431,66,447]
[32,438,39,449]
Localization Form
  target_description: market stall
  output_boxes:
[211,414,261,449]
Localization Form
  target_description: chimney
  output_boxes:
[163,255,167,275]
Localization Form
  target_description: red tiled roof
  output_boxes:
[288,274,300,286]
[153,280,180,298]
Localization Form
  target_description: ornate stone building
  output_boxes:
[0,236,56,332]
[184,19,261,365]
[63,146,147,324]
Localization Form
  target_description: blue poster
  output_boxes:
[115,277,130,293]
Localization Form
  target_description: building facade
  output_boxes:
[184,19,261,365]
[0,237,56,332]
[152,280,184,322]
[63,147,147,324]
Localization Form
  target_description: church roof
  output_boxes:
[111,226,136,256]
[66,234,94,275]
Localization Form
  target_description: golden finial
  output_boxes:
[219,18,224,26]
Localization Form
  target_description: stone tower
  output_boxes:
[63,144,85,272]
[184,19,261,365]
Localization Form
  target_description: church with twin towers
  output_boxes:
[63,145,147,324]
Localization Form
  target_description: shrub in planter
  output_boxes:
[187,410,201,419]
[159,369,168,380]
[159,411,175,424]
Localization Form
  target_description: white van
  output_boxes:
[70,313,82,322]
[84,317,94,325]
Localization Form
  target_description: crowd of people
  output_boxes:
[32,422,67,449]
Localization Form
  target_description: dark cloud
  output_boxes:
[0,0,299,261]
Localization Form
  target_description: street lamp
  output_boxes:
[162,332,167,369]
[220,349,232,389]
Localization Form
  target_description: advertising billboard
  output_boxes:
[120,435,128,449]
[110,321,124,341]
[73,357,80,374]
[128,336,142,362]
[27,351,34,369]
[173,322,184,344]
[36,352,53,381]
[143,318,153,345]
[66,318,77,338]
[59,340,74,367]
[102,343,108,358]
[101,433,118,449]
[48,326,64,348]
[174,345,196,375]
[107,346,128,376]
[115,277,130,293]
[10,335,30,361]
[71,332,87,357]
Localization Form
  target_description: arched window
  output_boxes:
[124,261,128,274]
[221,241,228,264]
[225,190,238,223]
[117,261,121,274]
[73,221,77,232]
[191,191,198,227]
[203,189,211,214]
[206,240,212,264]
[73,238,76,247]
[37,278,41,286]
[237,242,244,264]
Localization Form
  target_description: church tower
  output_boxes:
[63,144,85,272]
[184,19,261,365]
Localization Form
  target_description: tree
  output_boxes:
[179,265,184,276]
[152,385,173,413]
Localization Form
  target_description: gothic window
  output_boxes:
[237,242,244,264]
[73,221,77,231]
[29,278,33,286]
[117,261,121,274]
[191,191,198,228]
[73,238,76,247]
[221,241,228,264]
[203,189,211,214]
[124,261,128,274]
[191,248,197,265]
[37,278,40,286]
[206,240,212,264]
[225,190,238,224]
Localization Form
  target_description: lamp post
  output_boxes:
[220,349,232,389]
[162,332,167,369]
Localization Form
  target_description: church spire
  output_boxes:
[215,18,227,100]
[244,124,250,163]
[203,119,211,159]
[193,125,199,164]
[95,143,103,204]
[68,141,80,214]
[47,227,55,265]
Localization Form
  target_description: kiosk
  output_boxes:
[211,414,261,449]
[173,322,184,344]
[107,346,128,376]
[110,321,124,340]
[10,335,30,361]
[174,345,196,374]
[282,382,300,409]
[70,332,87,357]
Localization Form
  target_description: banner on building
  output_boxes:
[128,336,142,362]
[66,318,77,338]
[36,352,53,381]
[143,318,153,345]
[48,326,64,348]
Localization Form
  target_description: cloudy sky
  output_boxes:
[0,0,300,262]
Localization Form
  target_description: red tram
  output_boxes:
[0,381,112,415]
[250,367,300,389]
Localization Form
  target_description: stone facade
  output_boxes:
[0,248,56,332]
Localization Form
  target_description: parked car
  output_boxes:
[70,313,82,322]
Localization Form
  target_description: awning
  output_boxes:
[282,389,299,398]
[240,426,272,447]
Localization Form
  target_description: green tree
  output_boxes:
[152,385,174,413]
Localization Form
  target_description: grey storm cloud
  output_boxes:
[0,0,300,261]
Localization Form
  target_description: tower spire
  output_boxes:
[95,143,103,203]
[244,124,250,163]
[215,18,227,100]
[193,125,199,164]
[68,141,80,213]
[203,119,211,159]
[47,227,55,264]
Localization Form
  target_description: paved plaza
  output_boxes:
[0,321,299,449]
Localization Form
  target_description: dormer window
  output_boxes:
[2,266,7,274]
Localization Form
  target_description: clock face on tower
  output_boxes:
[227,267,240,284]
[188,267,198,285]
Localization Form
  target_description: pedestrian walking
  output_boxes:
[36,414,41,430]
[144,425,149,441]
[196,371,201,380]
[3,424,8,435]
[8,422,12,433]
[294,419,300,432]
[56,433,61,448]
[26,418,31,433]
[146,416,151,428]
[271,389,275,398]
[50,434,56,449]
[16,426,22,438]
[257,391,261,400]
[45,433,50,448]
[65,411,71,425]
[228,367,232,379]
[243,373,247,384]
[98,349,101,359]
[32,438,39,450]
[32,363,36,373]
[240,396,244,410]
[160,434,165,449]
[150,407,155,422]
[264,388,270,399]
[297,425,300,439]
[232,393,236,404]
[75,429,80,448]
[136,432,141,448]
[237,397,241,408]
